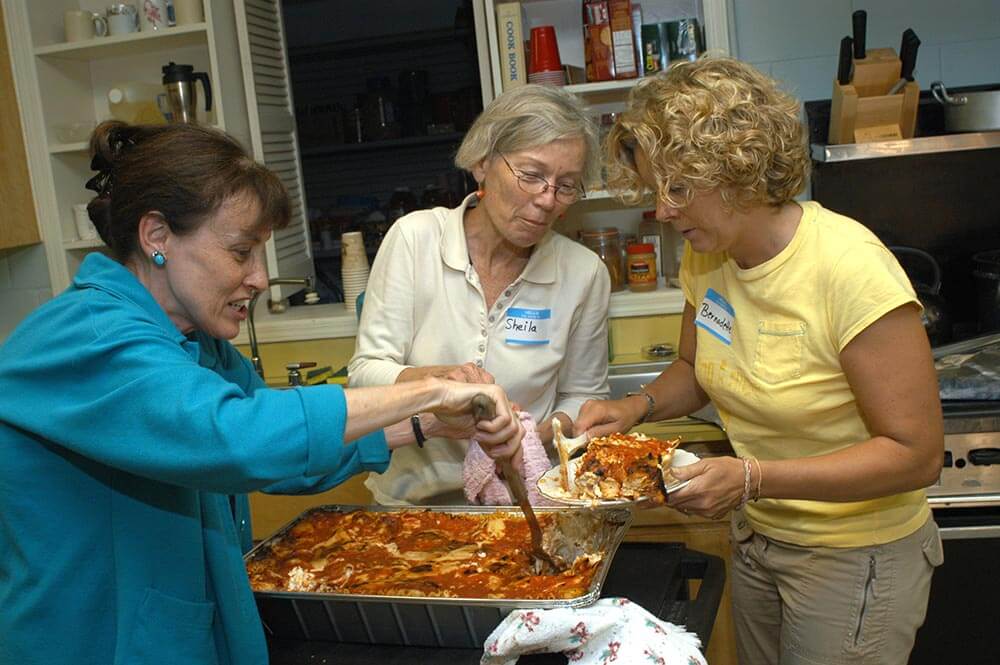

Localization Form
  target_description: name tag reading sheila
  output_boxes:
[504,307,550,345]
[696,288,734,345]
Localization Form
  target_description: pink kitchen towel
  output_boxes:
[463,411,556,506]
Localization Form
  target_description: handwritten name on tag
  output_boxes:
[696,288,734,345]
[504,307,550,345]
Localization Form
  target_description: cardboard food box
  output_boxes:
[608,0,638,79]
[583,0,614,82]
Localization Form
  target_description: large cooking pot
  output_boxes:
[930,81,1000,133]
[890,246,952,346]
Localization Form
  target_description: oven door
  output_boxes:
[909,497,1000,665]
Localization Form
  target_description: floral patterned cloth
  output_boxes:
[481,598,707,665]
[463,411,556,506]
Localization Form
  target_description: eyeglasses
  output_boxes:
[499,154,586,204]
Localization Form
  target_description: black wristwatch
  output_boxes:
[625,391,656,425]
[410,414,426,448]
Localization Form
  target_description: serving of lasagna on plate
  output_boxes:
[246,507,625,600]
[538,433,693,506]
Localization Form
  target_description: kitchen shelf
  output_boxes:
[609,282,684,318]
[565,79,639,95]
[299,132,465,158]
[49,141,89,154]
[63,238,104,250]
[811,131,1000,163]
[33,23,208,61]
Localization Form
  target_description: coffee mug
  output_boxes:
[139,0,169,32]
[106,3,139,36]
[73,204,98,241]
[172,0,205,25]
[64,10,108,42]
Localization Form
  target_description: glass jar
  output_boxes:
[580,228,625,292]
[626,242,658,292]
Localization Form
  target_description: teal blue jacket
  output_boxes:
[0,254,390,664]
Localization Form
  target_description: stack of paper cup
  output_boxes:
[341,231,370,310]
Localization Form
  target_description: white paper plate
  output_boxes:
[537,448,700,506]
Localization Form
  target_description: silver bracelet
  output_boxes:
[625,391,656,424]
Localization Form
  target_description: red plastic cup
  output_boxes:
[528,25,563,74]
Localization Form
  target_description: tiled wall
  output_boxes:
[2,0,1000,342]
[733,0,1000,103]
[0,245,52,341]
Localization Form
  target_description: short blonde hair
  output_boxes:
[455,84,600,185]
[606,56,809,210]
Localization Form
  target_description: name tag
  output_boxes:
[696,288,734,345]
[504,307,550,345]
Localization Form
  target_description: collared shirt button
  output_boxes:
[478,344,485,351]
[476,360,483,367]
[488,315,494,322]
[505,290,512,296]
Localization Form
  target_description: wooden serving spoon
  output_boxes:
[471,394,563,574]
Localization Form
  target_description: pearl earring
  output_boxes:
[476,185,486,199]
[152,250,166,266]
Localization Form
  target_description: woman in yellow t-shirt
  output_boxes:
[576,57,943,665]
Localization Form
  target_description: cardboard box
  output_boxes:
[496,2,526,90]
[608,0,638,79]
[583,1,614,82]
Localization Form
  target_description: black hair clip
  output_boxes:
[85,153,113,197]
[84,129,134,197]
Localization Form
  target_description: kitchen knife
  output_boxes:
[837,35,853,85]
[888,29,921,94]
[852,9,867,59]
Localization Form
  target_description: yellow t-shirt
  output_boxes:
[681,201,930,547]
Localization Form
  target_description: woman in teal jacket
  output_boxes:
[0,121,523,665]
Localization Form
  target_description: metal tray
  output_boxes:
[246,504,633,648]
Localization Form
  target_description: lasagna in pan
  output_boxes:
[572,433,681,504]
[246,508,619,600]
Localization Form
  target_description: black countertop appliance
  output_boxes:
[262,541,724,665]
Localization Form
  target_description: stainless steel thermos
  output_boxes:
[161,61,212,124]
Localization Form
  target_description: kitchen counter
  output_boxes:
[263,541,724,665]
[233,284,685,345]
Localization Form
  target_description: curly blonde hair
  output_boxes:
[605,56,809,210]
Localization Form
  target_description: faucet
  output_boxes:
[247,276,314,379]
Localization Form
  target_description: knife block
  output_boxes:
[828,48,919,145]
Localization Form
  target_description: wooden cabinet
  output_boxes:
[2,0,312,298]
[0,2,40,250]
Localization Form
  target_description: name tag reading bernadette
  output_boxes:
[504,307,550,345]
[696,288,734,345]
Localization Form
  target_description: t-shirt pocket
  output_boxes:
[752,320,806,384]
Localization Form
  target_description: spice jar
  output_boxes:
[626,243,658,292]
[580,228,625,292]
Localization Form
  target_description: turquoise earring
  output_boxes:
[152,250,166,266]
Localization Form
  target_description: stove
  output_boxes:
[909,338,1000,665]
[930,334,1000,509]
[927,402,1000,508]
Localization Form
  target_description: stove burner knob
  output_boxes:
[968,448,1000,466]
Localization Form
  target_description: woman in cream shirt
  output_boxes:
[349,85,611,505]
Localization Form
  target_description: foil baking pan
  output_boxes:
[246,504,633,648]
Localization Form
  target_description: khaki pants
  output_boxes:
[729,512,942,665]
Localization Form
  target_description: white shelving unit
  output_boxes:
[476,0,731,310]
[4,0,313,298]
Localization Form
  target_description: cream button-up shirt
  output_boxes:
[349,194,611,505]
